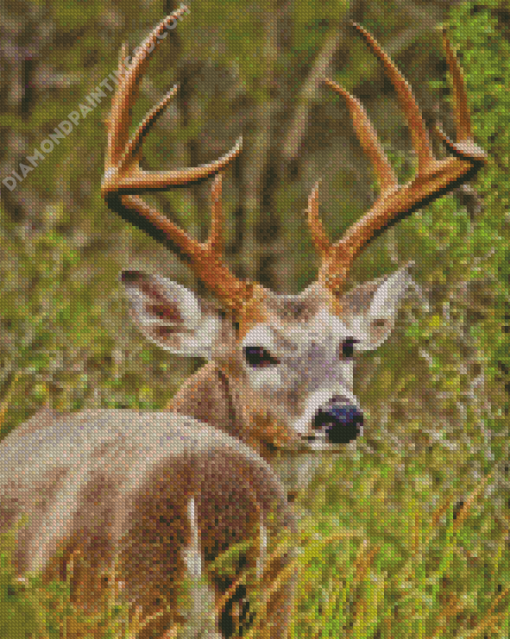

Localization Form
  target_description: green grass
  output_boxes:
[1,435,509,637]
[1,0,509,635]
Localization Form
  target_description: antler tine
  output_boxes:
[121,84,180,169]
[113,185,253,311]
[306,180,331,258]
[352,22,436,175]
[106,7,188,170]
[442,28,472,142]
[102,8,252,312]
[319,24,487,297]
[102,7,243,193]
[309,79,398,269]
[323,79,398,197]
[207,173,224,256]
[434,28,487,161]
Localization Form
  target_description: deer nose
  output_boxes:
[312,400,363,444]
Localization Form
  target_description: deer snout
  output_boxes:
[312,397,363,444]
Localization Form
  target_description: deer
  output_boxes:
[0,5,486,638]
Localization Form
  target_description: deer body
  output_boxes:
[0,410,292,638]
[0,7,486,638]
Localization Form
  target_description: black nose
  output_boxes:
[312,403,363,443]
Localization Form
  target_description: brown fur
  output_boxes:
[0,410,295,638]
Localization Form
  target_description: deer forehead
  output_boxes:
[235,281,381,348]
[240,305,354,356]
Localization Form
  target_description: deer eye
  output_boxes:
[244,346,280,368]
[339,337,358,360]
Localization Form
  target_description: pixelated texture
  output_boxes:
[0,1,508,637]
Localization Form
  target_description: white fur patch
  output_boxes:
[242,324,278,356]
[256,516,268,579]
[179,496,219,637]
[183,496,202,579]
[248,367,283,390]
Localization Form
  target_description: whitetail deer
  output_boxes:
[0,6,486,638]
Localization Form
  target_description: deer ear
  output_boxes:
[120,270,222,357]
[356,263,414,350]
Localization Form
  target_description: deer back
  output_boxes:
[0,409,294,637]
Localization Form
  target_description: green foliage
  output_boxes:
[0,200,181,436]
[447,0,510,392]
[1,0,509,636]
[293,456,508,637]
[291,0,348,55]
[0,529,133,639]
[0,528,40,638]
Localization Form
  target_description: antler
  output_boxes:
[101,7,252,311]
[310,24,487,297]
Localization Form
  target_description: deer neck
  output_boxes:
[169,362,275,462]
[170,361,240,435]
[170,361,318,502]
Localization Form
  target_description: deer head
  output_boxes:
[0,8,488,639]
[101,6,486,461]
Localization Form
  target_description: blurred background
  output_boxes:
[0,0,509,633]
[1,0,508,447]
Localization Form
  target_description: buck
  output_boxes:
[0,6,486,638]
